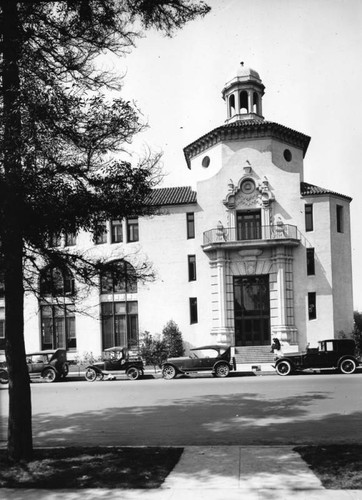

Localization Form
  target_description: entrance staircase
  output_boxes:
[234,345,276,373]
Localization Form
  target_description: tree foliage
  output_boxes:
[162,319,184,357]
[0,0,210,461]
[139,331,167,370]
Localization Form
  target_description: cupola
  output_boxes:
[222,62,265,123]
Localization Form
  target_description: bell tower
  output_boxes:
[222,62,265,123]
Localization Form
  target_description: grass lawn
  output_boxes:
[0,447,183,489]
[295,445,362,489]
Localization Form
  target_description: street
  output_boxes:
[2,372,362,447]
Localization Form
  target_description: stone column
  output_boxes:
[210,250,233,343]
[247,91,253,114]
[271,246,297,344]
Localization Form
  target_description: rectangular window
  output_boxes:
[48,232,61,247]
[127,217,139,242]
[187,213,195,239]
[40,304,76,350]
[101,300,138,349]
[308,292,316,320]
[65,232,76,246]
[336,205,344,233]
[237,210,261,240]
[306,248,315,276]
[190,297,198,324]
[0,307,5,350]
[188,255,197,281]
[111,220,123,243]
[305,204,313,232]
[94,221,108,245]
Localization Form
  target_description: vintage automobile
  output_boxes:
[162,344,236,379]
[0,349,69,384]
[274,338,360,376]
[26,349,69,382]
[84,346,144,381]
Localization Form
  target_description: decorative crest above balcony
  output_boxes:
[223,169,275,209]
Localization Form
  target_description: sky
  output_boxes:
[110,0,362,310]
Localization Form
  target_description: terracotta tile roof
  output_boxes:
[301,182,352,201]
[146,186,197,206]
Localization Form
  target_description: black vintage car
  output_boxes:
[274,339,360,376]
[84,346,144,381]
[0,349,69,383]
[162,345,236,379]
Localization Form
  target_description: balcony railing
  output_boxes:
[203,224,300,246]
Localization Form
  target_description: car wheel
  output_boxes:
[126,367,140,380]
[0,369,9,384]
[214,362,230,378]
[43,368,57,383]
[339,358,356,374]
[85,368,98,382]
[276,360,292,376]
[162,364,177,380]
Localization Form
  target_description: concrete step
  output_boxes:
[234,345,275,364]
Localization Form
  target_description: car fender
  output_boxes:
[337,355,359,367]
[275,357,297,370]
[41,367,56,377]
[213,360,232,372]
[162,362,183,374]
[85,364,103,373]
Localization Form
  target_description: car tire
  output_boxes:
[126,367,140,380]
[162,364,177,380]
[276,360,292,376]
[214,362,230,378]
[43,368,57,383]
[339,358,356,374]
[85,368,98,382]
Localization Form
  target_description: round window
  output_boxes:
[202,156,210,168]
[241,179,255,194]
[283,149,292,162]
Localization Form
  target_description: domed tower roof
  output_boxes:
[222,62,265,123]
[231,62,262,82]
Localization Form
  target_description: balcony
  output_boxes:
[202,224,301,251]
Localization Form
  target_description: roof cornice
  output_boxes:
[183,120,311,169]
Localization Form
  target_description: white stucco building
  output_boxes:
[0,63,353,366]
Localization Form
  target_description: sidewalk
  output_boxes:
[2,445,362,500]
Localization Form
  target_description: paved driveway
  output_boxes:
[1,372,362,447]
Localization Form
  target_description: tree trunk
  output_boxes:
[1,0,33,461]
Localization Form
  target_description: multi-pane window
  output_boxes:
[188,255,196,281]
[111,220,123,243]
[336,205,344,233]
[94,221,108,244]
[187,213,195,239]
[48,232,61,247]
[100,260,137,294]
[40,304,76,350]
[127,217,139,242]
[0,307,4,350]
[101,301,138,349]
[40,267,75,296]
[305,204,313,232]
[190,297,198,324]
[308,292,316,320]
[0,272,4,299]
[65,232,76,246]
[306,248,315,276]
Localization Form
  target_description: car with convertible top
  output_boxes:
[274,338,360,376]
[84,346,144,381]
[162,344,236,379]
